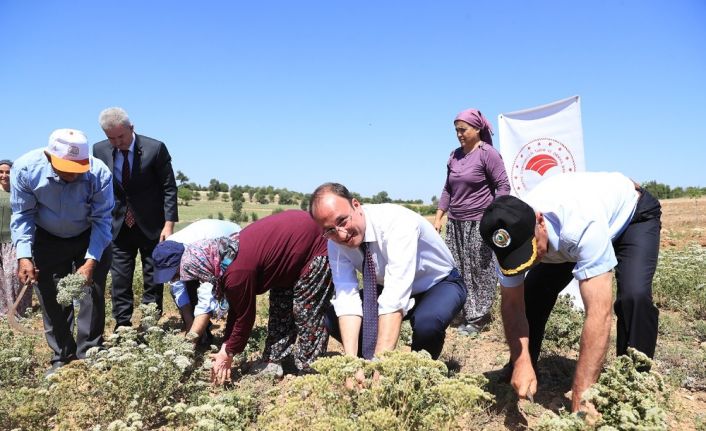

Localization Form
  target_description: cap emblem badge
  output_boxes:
[492,229,511,248]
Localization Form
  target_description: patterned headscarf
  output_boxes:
[179,233,239,299]
[454,108,494,146]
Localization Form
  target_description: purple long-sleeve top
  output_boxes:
[438,143,511,221]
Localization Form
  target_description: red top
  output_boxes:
[221,210,328,354]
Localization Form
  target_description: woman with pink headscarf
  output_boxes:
[434,109,510,335]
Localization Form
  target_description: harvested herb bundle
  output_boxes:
[56,273,88,306]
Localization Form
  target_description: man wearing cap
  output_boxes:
[152,219,241,343]
[479,171,661,412]
[309,182,467,367]
[93,107,178,328]
[10,129,114,375]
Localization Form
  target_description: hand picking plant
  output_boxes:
[56,272,88,306]
[533,348,668,431]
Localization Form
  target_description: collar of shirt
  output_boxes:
[362,205,377,244]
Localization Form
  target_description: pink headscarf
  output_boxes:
[454,108,494,146]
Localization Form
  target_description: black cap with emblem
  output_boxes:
[479,195,538,276]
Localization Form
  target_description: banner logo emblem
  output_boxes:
[511,138,576,195]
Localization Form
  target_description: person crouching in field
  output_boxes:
[154,210,333,384]
[309,182,466,388]
[152,219,241,345]
[479,171,661,412]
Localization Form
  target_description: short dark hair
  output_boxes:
[0,159,12,167]
[308,182,353,217]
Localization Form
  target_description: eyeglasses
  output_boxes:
[322,210,354,239]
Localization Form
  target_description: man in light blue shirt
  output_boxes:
[11,128,114,375]
[479,172,661,412]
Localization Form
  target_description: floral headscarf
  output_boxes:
[179,233,239,299]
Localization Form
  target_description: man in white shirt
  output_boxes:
[479,172,661,412]
[309,182,466,361]
[152,219,240,343]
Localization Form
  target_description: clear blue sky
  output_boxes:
[2,1,704,201]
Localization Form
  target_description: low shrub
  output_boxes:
[162,390,260,430]
[259,350,493,430]
[542,294,583,356]
[653,244,706,319]
[46,304,203,429]
[534,348,668,430]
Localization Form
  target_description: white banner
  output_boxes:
[498,95,585,198]
[498,96,586,309]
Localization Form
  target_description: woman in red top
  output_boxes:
[179,210,332,383]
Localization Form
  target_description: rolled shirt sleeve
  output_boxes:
[569,220,617,280]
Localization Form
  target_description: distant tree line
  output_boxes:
[174,171,441,221]
[640,180,705,200]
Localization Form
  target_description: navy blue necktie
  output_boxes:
[361,242,378,359]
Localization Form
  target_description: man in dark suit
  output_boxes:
[93,107,178,328]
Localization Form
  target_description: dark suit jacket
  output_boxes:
[93,134,178,241]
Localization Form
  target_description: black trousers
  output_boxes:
[110,223,161,327]
[33,226,111,364]
[524,189,661,364]
[325,269,467,359]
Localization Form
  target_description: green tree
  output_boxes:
[300,193,311,211]
[641,180,671,199]
[232,199,243,218]
[251,212,259,222]
[177,186,193,206]
[175,170,189,186]
[371,191,392,204]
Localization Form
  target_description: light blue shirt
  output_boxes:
[112,134,136,184]
[10,148,114,261]
[328,204,456,317]
[499,172,639,287]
